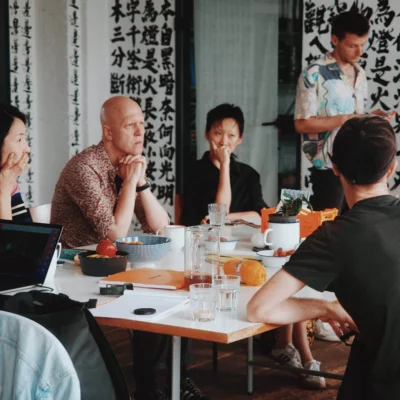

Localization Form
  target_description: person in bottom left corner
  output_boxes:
[0,103,31,222]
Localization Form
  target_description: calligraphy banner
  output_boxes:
[8,0,37,207]
[301,0,400,194]
[67,0,83,157]
[108,0,176,222]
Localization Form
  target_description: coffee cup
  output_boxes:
[263,221,300,251]
[156,225,185,251]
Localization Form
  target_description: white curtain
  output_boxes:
[194,0,279,207]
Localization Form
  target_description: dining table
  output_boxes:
[53,224,338,399]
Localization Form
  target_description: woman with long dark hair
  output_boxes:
[0,103,31,221]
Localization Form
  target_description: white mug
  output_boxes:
[263,222,300,251]
[156,225,185,251]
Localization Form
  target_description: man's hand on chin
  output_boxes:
[118,155,147,186]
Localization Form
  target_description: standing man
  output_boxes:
[248,115,400,399]
[295,10,392,211]
[51,96,169,247]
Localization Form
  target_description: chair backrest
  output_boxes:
[175,193,183,224]
[0,310,81,399]
[30,203,51,223]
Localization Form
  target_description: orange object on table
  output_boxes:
[261,207,338,238]
[260,207,277,233]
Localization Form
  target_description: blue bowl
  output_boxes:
[115,235,171,264]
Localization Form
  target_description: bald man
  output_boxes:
[51,96,169,248]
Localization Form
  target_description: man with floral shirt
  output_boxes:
[51,96,169,248]
[295,10,392,211]
[51,97,209,400]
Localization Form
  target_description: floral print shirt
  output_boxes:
[295,53,368,169]
[51,141,151,248]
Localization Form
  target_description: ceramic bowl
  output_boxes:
[116,235,171,264]
[257,250,290,268]
[219,236,240,253]
[79,250,129,277]
[205,236,239,253]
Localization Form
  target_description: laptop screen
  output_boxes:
[0,220,63,289]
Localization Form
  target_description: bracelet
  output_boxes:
[137,179,151,192]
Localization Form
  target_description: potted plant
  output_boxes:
[268,194,313,224]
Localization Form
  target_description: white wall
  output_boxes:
[34,0,70,206]
[84,0,110,146]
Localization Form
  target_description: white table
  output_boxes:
[54,225,334,399]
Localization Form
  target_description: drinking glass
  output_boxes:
[189,283,217,322]
[208,204,227,230]
[213,275,240,311]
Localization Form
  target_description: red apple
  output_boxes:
[96,240,117,257]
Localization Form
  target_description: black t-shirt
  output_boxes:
[180,151,268,226]
[284,195,400,399]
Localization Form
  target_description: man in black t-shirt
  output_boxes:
[248,115,400,399]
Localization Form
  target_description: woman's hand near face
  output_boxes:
[0,152,29,197]
[210,140,230,166]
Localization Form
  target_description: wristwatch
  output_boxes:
[137,179,151,192]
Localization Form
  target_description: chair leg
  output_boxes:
[212,342,218,372]
[247,336,254,394]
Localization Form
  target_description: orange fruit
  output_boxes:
[223,258,266,286]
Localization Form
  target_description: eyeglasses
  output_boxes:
[339,330,357,347]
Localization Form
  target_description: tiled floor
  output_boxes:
[104,327,350,399]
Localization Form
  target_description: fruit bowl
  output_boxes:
[257,250,290,268]
[116,235,171,265]
[206,236,240,253]
[78,250,129,277]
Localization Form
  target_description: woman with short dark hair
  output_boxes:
[180,103,268,225]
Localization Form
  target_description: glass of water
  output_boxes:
[208,203,227,229]
[213,275,240,312]
[189,283,217,322]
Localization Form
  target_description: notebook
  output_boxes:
[0,219,63,293]
[99,268,185,290]
[90,291,189,321]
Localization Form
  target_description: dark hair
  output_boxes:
[331,115,397,185]
[331,11,370,41]
[0,103,26,161]
[205,103,245,137]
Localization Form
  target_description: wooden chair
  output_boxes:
[30,203,51,224]
[174,194,183,224]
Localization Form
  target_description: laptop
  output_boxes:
[0,219,63,294]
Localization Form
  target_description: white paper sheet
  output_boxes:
[90,291,189,321]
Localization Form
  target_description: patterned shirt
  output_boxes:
[11,184,31,222]
[51,141,151,248]
[295,53,368,169]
